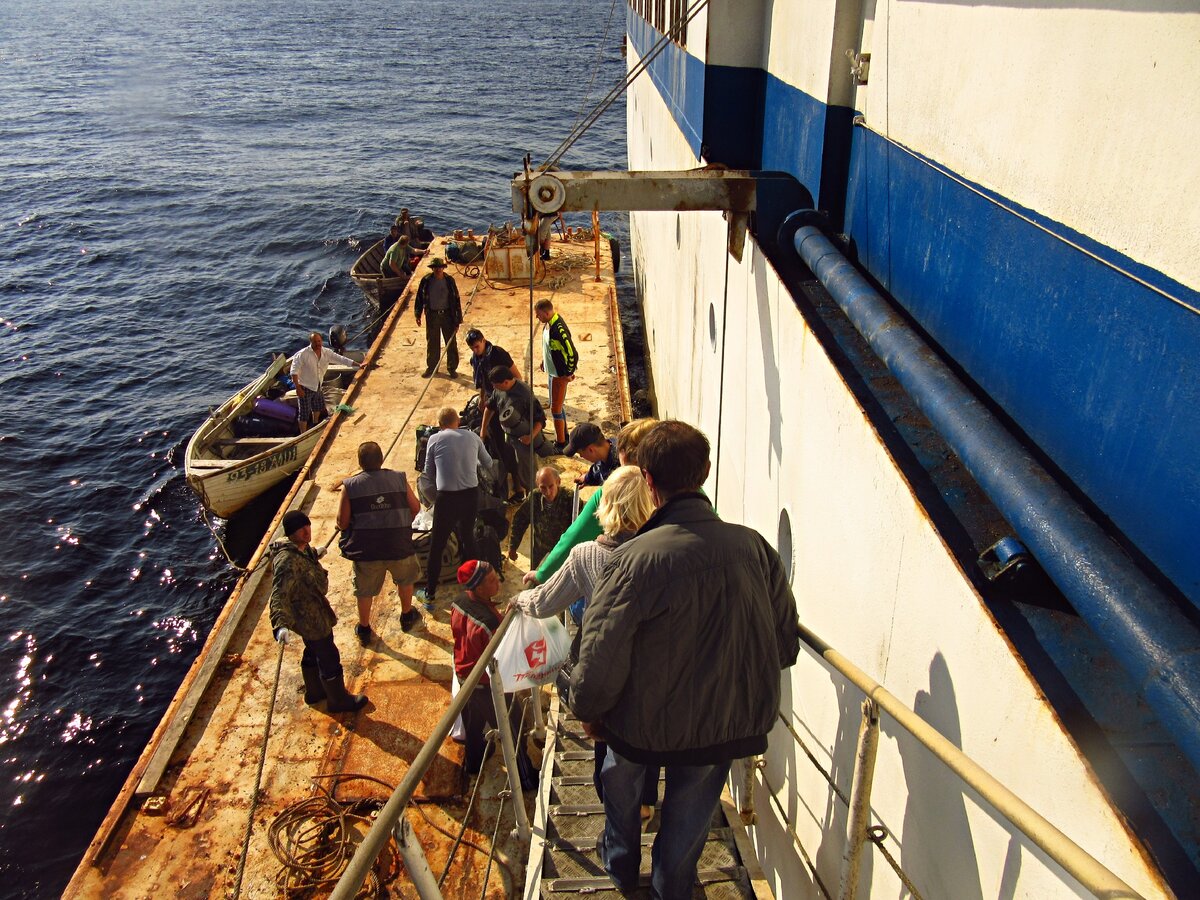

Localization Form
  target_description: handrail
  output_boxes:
[329,604,519,899]
[795,621,1144,899]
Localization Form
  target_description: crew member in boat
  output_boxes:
[534,298,578,450]
[269,510,368,713]
[508,466,573,568]
[466,327,522,483]
[410,217,430,251]
[563,421,618,487]
[571,421,801,900]
[480,366,548,503]
[379,234,418,279]
[414,258,463,379]
[395,207,422,246]
[289,332,361,430]
[381,221,402,254]
[336,441,423,646]
[450,559,537,788]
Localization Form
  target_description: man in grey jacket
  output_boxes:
[571,421,801,900]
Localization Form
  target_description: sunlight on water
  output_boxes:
[0,0,629,890]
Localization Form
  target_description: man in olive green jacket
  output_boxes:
[269,509,367,713]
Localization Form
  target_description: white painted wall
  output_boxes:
[852,1,1198,290]
[763,0,842,101]
[705,0,769,69]
[625,36,1172,899]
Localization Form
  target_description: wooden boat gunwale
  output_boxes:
[184,354,322,517]
[350,238,409,299]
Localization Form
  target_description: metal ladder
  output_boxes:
[525,693,765,899]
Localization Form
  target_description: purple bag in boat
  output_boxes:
[253,397,297,423]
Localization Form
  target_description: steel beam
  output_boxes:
[511,169,759,260]
[511,170,758,217]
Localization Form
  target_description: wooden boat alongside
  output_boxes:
[184,354,352,518]
[350,238,409,305]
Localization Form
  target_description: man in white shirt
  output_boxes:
[290,332,361,429]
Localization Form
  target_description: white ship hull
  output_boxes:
[624,2,1199,896]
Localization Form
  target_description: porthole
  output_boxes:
[778,508,795,583]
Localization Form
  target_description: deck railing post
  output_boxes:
[488,660,532,842]
[839,698,880,900]
[395,815,443,900]
[530,684,546,739]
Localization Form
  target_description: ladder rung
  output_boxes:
[546,867,745,892]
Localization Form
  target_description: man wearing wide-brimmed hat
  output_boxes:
[415,258,463,378]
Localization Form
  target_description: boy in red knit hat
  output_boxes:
[451,560,536,788]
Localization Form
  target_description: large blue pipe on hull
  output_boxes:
[790,218,1200,775]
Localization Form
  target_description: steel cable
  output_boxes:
[540,0,710,173]
[230,639,286,899]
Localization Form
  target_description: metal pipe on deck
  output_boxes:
[395,816,443,900]
[838,699,880,900]
[789,217,1200,777]
[488,659,532,842]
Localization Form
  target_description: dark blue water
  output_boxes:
[0,1,627,893]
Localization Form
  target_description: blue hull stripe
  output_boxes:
[627,16,1200,607]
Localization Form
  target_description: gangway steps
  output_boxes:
[534,707,762,899]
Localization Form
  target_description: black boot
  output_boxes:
[322,673,368,713]
[301,664,325,705]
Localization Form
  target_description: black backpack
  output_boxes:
[460,394,483,432]
[415,424,439,471]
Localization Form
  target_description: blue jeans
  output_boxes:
[599,747,730,900]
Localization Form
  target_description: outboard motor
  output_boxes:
[329,324,349,355]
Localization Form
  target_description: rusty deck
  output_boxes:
[64,233,629,898]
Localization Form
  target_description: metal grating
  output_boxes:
[532,701,760,900]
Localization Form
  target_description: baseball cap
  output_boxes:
[563,422,604,457]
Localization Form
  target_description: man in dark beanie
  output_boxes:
[450,561,536,788]
[269,509,367,713]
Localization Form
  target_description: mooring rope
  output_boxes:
[230,638,286,899]
[540,0,710,172]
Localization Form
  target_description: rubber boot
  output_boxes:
[301,664,325,705]
[322,673,368,713]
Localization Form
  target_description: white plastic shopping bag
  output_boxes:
[496,612,571,692]
[450,670,466,742]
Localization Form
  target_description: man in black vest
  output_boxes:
[337,441,422,645]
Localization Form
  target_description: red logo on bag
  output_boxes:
[524,639,547,668]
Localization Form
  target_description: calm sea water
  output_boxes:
[0,0,628,892]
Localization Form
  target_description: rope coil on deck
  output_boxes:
[267,775,401,896]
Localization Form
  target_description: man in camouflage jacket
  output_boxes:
[269,509,367,713]
[508,466,574,568]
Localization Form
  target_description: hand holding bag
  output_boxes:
[496,612,571,692]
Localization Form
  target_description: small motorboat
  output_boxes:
[184,354,354,518]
